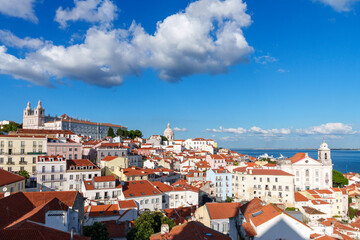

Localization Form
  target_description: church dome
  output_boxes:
[163,123,174,141]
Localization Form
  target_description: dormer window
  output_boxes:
[50,158,54,161]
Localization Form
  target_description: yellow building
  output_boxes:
[0,135,47,176]
[0,169,25,193]
[100,155,129,177]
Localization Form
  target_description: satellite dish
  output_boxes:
[2,187,7,192]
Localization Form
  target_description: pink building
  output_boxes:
[47,137,82,160]
[206,154,227,169]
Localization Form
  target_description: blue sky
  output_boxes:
[0,0,360,149]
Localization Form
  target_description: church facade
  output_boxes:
[23,101,126,139]
[278,141,333,191]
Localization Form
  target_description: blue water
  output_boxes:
[232,149,360,174]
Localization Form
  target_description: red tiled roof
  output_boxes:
[0,169,24,186]
[206,202,241,220]
[93,176,116,182]
[1,221,89,240]
[287,152,317,164]
[249,169,293,176]
[101,156,119,161]
[152,181,185,192]
[101,221,126,239]
[242,222,257,237]
[295,192,309,202]
[88,204,119,217]
[38,155,65,162]
[150,221,231,240]
[118,200,137,209]
[67,159,99,169]
[122,180,162,198]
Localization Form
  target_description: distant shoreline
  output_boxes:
[231,148,360,151]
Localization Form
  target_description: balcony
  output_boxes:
[27,152,47,155]
[19,161,28,165]
[6,162,15,165]
[41,177,66,182]
[39,170,66,174]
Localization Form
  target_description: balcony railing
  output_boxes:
[6,162,15,165]
[38,170,66,174]
[19,161,28,165]
[0,152,47,156]
[41,177,66,182]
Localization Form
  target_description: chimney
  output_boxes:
[249,169,253,174]
[161,224,169,234]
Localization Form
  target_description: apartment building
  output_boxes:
[0,135,47,177]
[232,167,295,206]
[37,155,67,191]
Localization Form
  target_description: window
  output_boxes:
[20,157,25,163]
[70,184,73,189]
[74,148,78,151]
[7,167,11,172]
[69,148,72,151]
[60,174,63,180]
[33,157,36,164]
[69,154,72,160]
[305,169,309,177]
[145,199,149,204]
[8,141,13,147]
[140,200,144,205]
[51,166,55,173]
[32,166,36,172]
[260,178,262,182]
[70,175,73,180]
[42,175,45,181]
[0,158,3,164]
[74,154,78,159]
[267,178,270,182]
[51,175,54,180]
[275,178,278,182]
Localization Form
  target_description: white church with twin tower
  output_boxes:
[279,141,333,191]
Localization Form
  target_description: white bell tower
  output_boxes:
[318,140,331,165]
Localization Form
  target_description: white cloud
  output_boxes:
[206,126,247,134]
[296,122,357,135]
[0,0,38,23]
[0,30,44,49]
[207,122,358,140]
[277,68,288,73]
[314,0,360,12]
[0,0,253,87]
[249,126,291,136]
[55,0,118,28]
[174,127,188,132]
[254,55,277,64]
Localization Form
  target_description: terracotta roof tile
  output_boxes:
[206,202,241,220]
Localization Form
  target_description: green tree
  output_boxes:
[2,122,22,133]
[107,127,115,138]
[127,212,175,240]
[133,129,143,138]
[225,196,233,202]
[161,136,168,142]
[333,170,348,187]
[19,170,30,183]
[84,222,109,240]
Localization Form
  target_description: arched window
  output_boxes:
[305,169,309,177]
[325,153,327,159]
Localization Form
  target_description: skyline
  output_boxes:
[1,0,360,148]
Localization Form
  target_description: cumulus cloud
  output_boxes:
[55,0,118,28]
[0,30,44,49]
[0,0,38,23]
[0,0,253,87]
[208,122,359,140]
[254,55,277,64]
[173,127,188,132]
[296,122,357,135]
[314,0,360,12]
[206,126,247,134]
[249,126,291,136]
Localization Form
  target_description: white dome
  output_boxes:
[163,123,174,141]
